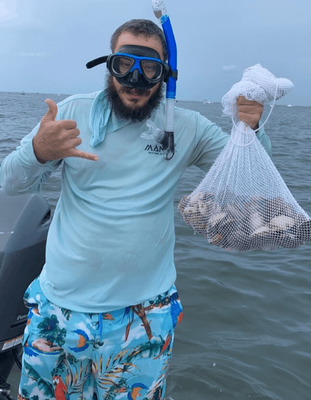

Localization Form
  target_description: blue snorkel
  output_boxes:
[152,0,177,160]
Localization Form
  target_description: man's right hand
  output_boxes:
[33,99,98,164]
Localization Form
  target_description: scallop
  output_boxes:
[182,205,198,225]
[189,191,205,205]
[198,199,214,217]
[193,222,207,236]
[296,220,311,242]
[183,205,197,214]
[249,211,264,232]
[209,212,227,227]
[226,204,243,221]
[178,195,189,213]
[209,233,223,245]
[282,235,302,249]
[251,225,271,237]
[197,200,208,216]
[269,215,295,231]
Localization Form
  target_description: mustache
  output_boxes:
[121,86,151,96]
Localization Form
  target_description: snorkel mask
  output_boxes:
[87,45,170,90]
[108,46,170,90]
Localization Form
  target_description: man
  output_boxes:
[0,19,269,400]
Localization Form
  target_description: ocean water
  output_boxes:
[1,91,311,400]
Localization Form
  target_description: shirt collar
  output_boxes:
[89,90,131,147]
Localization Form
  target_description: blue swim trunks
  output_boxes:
[18,277,183,400]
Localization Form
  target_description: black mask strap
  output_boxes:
[86,56,109,69]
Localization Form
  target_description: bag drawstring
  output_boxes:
[230,81,279,147]
[98,313,103,342]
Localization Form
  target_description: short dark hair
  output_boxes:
[110,19,167,61]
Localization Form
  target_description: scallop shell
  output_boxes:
[193,222,207,236]
[282,235,302,249]
[198,199,214,217]
[210,233,223,245]
[178,195,189,214]
[197,200,208,216]
[296,220,311,242]
[269,215,295,231]
[183,205,197,214]
[182,205,198,225]
[226,204,243,220]
[209,212,227,227]
[189,191,205,205]
[251,225,271,237]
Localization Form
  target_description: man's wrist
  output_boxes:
[32,137,47,164]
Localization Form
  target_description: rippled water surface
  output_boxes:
[1,92,311,399]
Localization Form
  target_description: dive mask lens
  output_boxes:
[111,56,135,77]
[110,53,165,85]
[141,60,163,82]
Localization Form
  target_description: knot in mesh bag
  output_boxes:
[178,66,311,251]
[222,64,294,118]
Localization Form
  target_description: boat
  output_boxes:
[0,189,51,398]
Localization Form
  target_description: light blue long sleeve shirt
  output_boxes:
[0,91,272,312]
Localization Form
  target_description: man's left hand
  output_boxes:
[237,96,263,130]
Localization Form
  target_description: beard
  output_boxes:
[105,74,164,123]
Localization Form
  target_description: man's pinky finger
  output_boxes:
[74,150,99,161]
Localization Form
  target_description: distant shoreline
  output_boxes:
[0,91,310,107]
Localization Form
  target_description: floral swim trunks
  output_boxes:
[18,277,183,400]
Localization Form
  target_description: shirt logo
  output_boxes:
[17,314,28,321]
[145,144,165,155]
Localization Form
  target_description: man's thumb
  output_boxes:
[43,99,58,122]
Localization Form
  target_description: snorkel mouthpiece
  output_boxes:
[152,0,177,160]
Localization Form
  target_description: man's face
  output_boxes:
[108,32,165,120]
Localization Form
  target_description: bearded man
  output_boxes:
[0,19,270,400]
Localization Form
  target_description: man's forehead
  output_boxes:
[115,32,164,59]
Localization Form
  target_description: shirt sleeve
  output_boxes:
[189,113,272,172]
[0,122,62,195]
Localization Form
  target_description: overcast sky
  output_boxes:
[1,0,310,105]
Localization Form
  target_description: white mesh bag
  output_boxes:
[178,65,311,251]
